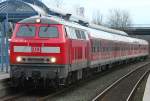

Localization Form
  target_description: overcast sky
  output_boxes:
[43,0,150,25]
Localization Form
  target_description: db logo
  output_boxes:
[32,47,41,52]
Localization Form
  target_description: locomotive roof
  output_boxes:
[18,16,61,24]
[18,16,148,45]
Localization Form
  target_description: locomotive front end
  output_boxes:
[10,16,69,87]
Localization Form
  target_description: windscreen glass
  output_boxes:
[16,25,36,37]
[39,26,59,38]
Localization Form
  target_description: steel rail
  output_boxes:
[37,87,71,101]
[0,88,34,101]
[37,80,86,101]
[126,70,150,101]
[92,62,150,101]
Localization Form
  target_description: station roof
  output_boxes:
[20,0,50,13]
[0,0,48,22]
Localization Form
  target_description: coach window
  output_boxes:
[92,40,95,53]
[96,40,99,52]
[16,25,35,37]
[92,40,94,52]
[98,41,101,52]
[95,40,98,52]
[139,45,141,49]
[98,40,100,52]
[39,26,59,38]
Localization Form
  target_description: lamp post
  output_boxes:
[5,13,9,73]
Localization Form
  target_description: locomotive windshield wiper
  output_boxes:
[43,25,50,32]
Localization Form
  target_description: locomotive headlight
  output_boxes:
[50,57,56,63]
[36,18,41,23]
[16,56,22,62]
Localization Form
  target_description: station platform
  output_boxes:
[143,74,150,101]
[0,72,9,81]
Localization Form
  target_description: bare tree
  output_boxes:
[73,5,85,17]
[92,11,103,25]
[106,9,132,30]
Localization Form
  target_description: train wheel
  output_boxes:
[82,68,89,79]
[65,73,72,86]
[101,66,106,71]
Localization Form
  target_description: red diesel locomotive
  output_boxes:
[10,16,149,87]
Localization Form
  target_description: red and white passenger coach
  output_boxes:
[9,16,149,87]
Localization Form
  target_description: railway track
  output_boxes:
[37,85,74,101]
[37,61,150,101]
[0,84,77,101]
[0,88,35,101]
[126,71,149,101]
[0,78,11,98]
[0,61,149,101]
[92,62,150,101]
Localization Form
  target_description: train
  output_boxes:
[9,15,149,87]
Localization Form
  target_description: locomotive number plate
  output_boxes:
[32,47,41,52]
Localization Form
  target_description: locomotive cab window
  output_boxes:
[80,31,86,39]
[39,26,59,38]
[75,30,82,39]
[16,25,35,37]
[65,26,77,39]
